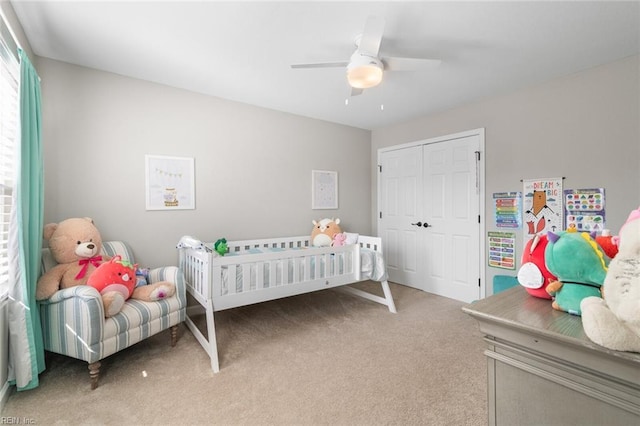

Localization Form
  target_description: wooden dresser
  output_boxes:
[463,286,640,425]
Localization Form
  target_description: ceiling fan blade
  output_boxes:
[383,57,441,71]
[291,62,348,69]
[358,16,385,56]
[351,87,364,97]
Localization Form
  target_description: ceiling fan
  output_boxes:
[291,16,441,96]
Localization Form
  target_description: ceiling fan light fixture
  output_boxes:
[347,54,383,89]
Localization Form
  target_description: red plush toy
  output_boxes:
[517,233,556,299]
[595,229,619,260]
[87,255,137,317]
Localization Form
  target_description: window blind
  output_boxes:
[0,20,19,297]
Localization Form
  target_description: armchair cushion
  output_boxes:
[39,241,186,364]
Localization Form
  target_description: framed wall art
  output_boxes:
[312,170,338,210]
[145,155,195,210]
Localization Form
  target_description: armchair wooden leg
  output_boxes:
[88,361,101,390]
[170,325,178,347]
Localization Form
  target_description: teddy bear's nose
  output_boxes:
[87,243,95,249]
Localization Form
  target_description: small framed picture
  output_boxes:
[312,170,338,209]
[145,155,195,210]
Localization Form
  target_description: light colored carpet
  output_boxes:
[2,282,487,425]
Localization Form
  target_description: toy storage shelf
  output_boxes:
[463,286,640,426]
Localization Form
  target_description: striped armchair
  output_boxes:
[39,241,186,389]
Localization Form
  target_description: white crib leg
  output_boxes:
[381,280,397,313]
[205,299,220,373]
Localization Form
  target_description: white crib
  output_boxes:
[178,235,396,372]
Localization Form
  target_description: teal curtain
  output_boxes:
[8,49,45,390]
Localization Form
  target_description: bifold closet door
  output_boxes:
[379,134,481,303]
[379,145,425,289]
[422,136,480,303]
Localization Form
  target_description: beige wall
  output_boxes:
[372,55,640,293]
[37,58,372,267]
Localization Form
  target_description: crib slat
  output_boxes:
[242,264,250,293]
[228,265,237,294]
[314,253,321,279]
[256,262,264,289]
[345,251,352,274]
[269,259,277,288]
[304,256,311,281]
[196,257,205,297]
[292,257,299,284]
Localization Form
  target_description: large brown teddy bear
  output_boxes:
[36,217,176,317]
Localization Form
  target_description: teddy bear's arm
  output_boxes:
[131,281,175,301]
[36,264,71,300]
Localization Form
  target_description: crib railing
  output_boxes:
[179,237,361,310]
[226,235,311,253]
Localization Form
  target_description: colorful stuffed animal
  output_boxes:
[581,207,640,352]
[36,217,111,300]
[544,229,610,315]
[214,238,228,256]
[136,267,150,287]
[87,255,137,317]
[331,232,347,247]
[517,233,555,299]
[311,218,342,247]
[595,229,619,259]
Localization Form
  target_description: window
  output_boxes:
[0,17,19,298]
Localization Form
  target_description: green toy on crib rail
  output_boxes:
[214,238,228,256]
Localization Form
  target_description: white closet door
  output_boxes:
[379,145,424,289]
[379,132,482,303]
[423,135,480,303]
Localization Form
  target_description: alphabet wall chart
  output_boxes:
[564,188,606,232]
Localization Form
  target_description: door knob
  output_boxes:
[411,221,432,228]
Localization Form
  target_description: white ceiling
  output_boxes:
[9,1,640,130]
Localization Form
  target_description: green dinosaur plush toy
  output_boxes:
[214,238,228,256]
[544,229,610,315]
